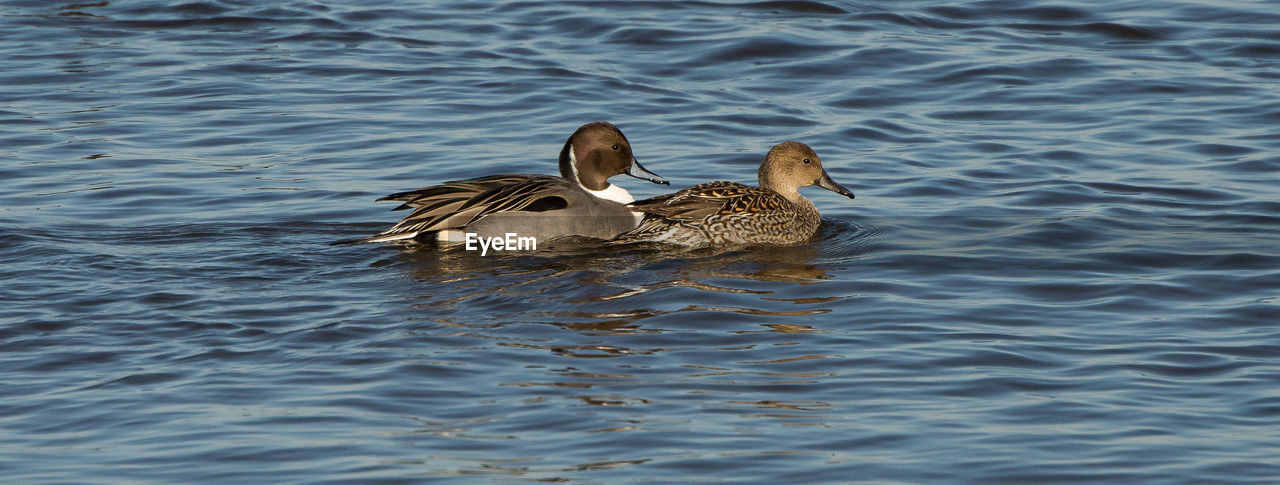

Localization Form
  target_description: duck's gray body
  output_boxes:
[360,122,667,244]
[371,174,637,243]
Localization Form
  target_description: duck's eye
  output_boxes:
[802,158,812,164]
[612,144,620,151]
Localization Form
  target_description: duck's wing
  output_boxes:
[364,174,573,242]
[629,181,789,221]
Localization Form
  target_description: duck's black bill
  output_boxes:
[816,171,855,199]
[627,159,669,185]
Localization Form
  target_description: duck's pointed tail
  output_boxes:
[330,231,420,246]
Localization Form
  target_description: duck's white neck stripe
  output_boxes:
[569,144,634,204]
[567,143,581,184]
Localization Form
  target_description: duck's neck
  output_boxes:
[768,185,804,203]
[586,183,634,204]
[759,170,802,202]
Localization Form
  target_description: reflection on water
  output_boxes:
[394,232,854,329]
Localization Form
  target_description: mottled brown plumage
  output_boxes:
[614,141,855,247]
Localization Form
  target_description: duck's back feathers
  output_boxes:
[629,181,794,221]
[378,174,529,210]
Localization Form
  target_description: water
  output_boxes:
[3,0,1278,482]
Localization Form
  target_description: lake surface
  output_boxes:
[3,0,1278,482]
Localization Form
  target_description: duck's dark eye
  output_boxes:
[612,144,620,151]
[802,158,812,164]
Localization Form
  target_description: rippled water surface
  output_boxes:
[3,0,1279,482]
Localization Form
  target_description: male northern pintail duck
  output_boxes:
[359,121,668,243]
[612,141,854,247]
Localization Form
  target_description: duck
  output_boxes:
[612,141,854,247]
[359,121,668,244]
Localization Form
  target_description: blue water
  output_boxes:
[3,0,1278,482]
